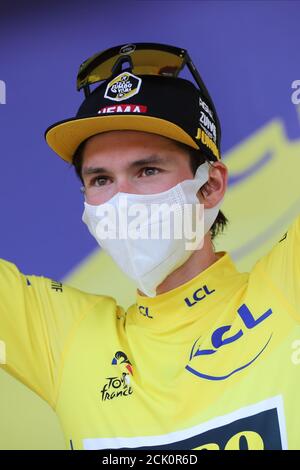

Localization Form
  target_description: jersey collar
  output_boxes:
[128,252,247,331]
[128,252,248,330]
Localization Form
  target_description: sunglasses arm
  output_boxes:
[185,52,221,142]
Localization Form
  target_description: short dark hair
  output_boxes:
[71,135,228,240]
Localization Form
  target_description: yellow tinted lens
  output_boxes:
[77,48,184,90]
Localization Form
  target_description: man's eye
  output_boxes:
[141,167,160,177]
[90,176,109,187]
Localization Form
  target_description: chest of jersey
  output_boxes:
[55,268,300,450]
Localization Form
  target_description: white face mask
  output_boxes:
[82,162,223,297]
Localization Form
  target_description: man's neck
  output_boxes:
[138,234,218,297]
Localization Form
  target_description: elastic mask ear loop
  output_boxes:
[194,161,213,179]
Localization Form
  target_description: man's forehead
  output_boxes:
[84,130,183,152]
[81,131,189,169]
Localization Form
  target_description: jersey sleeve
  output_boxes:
[255,215,300,316]
[0,258,102,408]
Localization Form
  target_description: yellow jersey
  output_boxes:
[1,216,300,450]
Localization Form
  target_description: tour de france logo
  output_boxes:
[100,351,134,402]
[104,72,142,102]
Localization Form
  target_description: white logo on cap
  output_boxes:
[199,97,214,120]
[104,72,142,102]
[119,44,136,55]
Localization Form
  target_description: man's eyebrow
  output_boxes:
[129,155,167,168]
[82,166,109,176]
[82,155,167,177]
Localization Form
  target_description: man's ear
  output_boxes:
[199,162,228,209]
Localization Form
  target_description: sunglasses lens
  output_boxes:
[77,45,186,91]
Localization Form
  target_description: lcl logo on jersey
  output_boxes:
[184,284,215,307]
[104,72,142,102]
[186,303,273,381]
[138,305,153,319]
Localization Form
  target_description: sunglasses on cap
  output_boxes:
[76,42,220,135]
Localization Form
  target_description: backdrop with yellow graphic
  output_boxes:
[0,0,299,449]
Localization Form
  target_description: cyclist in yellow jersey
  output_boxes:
[1,43,299,450]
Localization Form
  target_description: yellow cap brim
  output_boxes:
[45,114,199,163]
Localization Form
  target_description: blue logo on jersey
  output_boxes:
[138,306,153,319]
[186,303,273,381]
[184,285,215,307]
